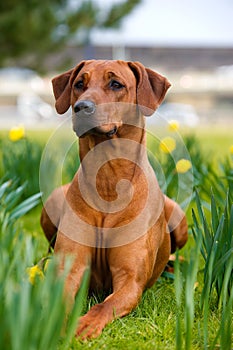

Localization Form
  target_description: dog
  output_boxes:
[40,60,188,339]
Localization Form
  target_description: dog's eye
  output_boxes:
[109,80,124,90]
[74,80,84,90]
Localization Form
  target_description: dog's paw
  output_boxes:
[76,304,108,339]
[76,316,102,339]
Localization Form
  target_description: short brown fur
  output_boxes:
[41,60,188,339]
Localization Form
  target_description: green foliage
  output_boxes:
[0,0,141,70]
[174,190,233,350]
[0,180,41,221]
[1,136,80,199]
[148,131,233,213]
[0,1,60,63]
[1,138,43,199]
[0,179,88,350]
[0,130,232,348]
[61,140,80,184]
[192,190,233,307]
[174,239,202,350]
[183,134,233,207]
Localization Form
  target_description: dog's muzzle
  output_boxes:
[73,100,118,138]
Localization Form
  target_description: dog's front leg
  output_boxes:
[76,244,153,339]
[76,273,144,339]
[54,232,91,303]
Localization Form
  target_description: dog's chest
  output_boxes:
[90,248,111,291]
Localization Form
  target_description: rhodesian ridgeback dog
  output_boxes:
[40,60,188,339]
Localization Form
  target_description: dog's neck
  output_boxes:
[78,123,147,161]
[77,122,149,204]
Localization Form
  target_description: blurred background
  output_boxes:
[0,0,232,128]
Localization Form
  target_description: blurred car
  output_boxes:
[154,103,200,127]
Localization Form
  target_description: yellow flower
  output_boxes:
[230,145,233,155]
[176,159,192,173]
[159,137,176,154]
[27,265,44,285]
[168,120,179,132]
[9,124,25,141]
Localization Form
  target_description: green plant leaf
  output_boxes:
[10,193,41,220]
[210,190,219,233]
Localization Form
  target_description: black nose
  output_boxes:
[74,100,96,116]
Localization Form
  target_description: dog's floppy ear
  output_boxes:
[128,61,171,116]
[52,61,85,114]
[52,68,73,114]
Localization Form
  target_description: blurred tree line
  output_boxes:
[0,0,141,72]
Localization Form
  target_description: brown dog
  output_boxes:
[41,60,188,339]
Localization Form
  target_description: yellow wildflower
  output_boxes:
[176,159,192,173]
[159,137,176,154]
[230,145,233,155]
[27,265,44,285]
[168,120,180,132]
[9,124,25,141]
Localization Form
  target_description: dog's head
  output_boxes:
[52,60,171,137]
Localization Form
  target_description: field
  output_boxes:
[0,124,232,350]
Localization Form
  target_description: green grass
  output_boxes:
[189,126,233,159]
[66,282,206,350]
[1,124,232,158]
[0,126,232,349]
